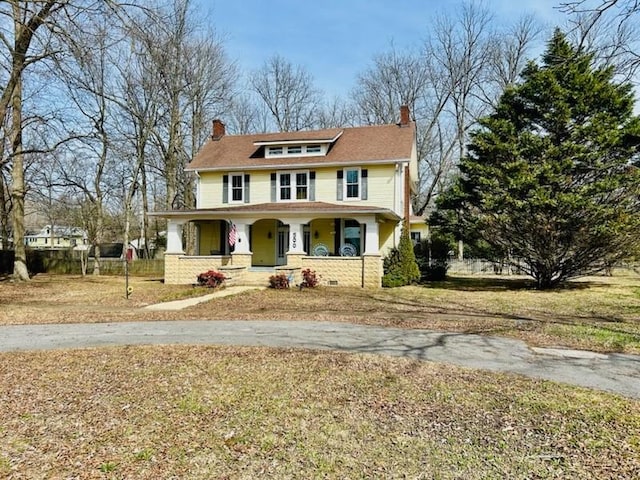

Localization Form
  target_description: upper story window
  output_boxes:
[345,168,360,199]
[230,173,244,202]
[337,168,368,201]
[223,173,250,204]
[265,144,327,158]
[278,171,309,201]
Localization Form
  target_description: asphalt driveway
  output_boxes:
[1,320,639,399]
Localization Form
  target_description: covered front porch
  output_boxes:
[158,202,401,288]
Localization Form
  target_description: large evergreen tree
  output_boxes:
[434,30,640,289]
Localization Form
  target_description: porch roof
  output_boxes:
[151,202,401,222]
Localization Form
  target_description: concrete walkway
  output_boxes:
[1,320,639,399]
[143,286,264,311]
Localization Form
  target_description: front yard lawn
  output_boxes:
[2,272,638,353]
[1,346,638,479]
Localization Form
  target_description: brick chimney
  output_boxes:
[212,119,225,140]
[399,105,410,126]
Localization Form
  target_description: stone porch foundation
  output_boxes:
[164,253,383,288]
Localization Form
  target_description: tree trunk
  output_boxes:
[0,170,10,250]
[140,161,151,258]
[10,72,28,281]
[92,210,102,275]
[123,201,131,262]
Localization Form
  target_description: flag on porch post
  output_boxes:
[228,222,237,247]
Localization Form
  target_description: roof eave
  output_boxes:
[150,207,401,222]
[185,157,412,173]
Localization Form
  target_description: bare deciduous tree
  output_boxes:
[315,96,355,129]
[56,13,121,275]
[249,54,321,132]
[352,2,541,217]
[560,0,640,80]
[0,1,139,280]
[353,47,431,125]
[0,1,71,280]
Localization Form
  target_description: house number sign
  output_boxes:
[291,232,297,249]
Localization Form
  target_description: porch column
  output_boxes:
[166,219,185,254]
[233,222,252,254]
[363,220,380,255]
[286,222,306,254]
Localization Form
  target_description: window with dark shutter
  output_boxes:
[244,174,250,203]
[270,173,277,202]
[222,175,229,203]
[309,171,316,201]
[361,169,368,200]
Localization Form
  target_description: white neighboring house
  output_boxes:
[24,225,88,249]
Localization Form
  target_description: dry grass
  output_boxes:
[1,275,639,478]
[1,345,638,479]
[1,271,639,353]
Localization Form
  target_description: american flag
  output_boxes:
[228,223,237,247]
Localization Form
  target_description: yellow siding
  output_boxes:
[198,173,222,208]
[312,164,397,211]
[410,222,429,242]
[198,164,399,212]
[360,164,397,210]
[379,220,397,255]
[251,219,277,265]
[308,218,335,254]
[199,171,272,208]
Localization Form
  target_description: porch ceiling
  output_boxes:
[151,202,401,222]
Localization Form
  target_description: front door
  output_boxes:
[276,225,289,265]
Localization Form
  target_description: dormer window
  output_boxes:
[258,133,343,158]
[266,144,324,158]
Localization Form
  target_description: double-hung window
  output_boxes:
[223,173,249,204]
[295,172,308,199]
[279,173,292,200]
[230,173,244,202]
[278,171,309,201]
[345,168,360,200]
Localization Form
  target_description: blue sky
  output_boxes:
[201,0,566,98]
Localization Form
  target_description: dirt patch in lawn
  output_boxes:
[1,345,638,479]
[1,272,639,353]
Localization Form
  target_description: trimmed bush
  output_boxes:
[382,272,406,288]
[300,268,320,289]
[269,273,290,289]
[196,270,226,289]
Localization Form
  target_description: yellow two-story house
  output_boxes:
[157,106,419,287]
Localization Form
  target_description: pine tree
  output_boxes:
[383,225,420,287]
[398,225,420,283]
[434,30,640,289]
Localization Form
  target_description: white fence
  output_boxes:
[447,258,524,275]
[447,259,640,276]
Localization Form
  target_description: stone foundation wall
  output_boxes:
[164,254,231,285]
[302,257,360,287]
[164,254,383,288]
[362,254,383,288]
